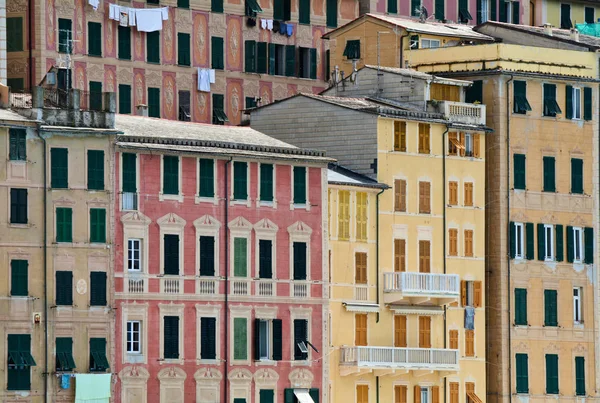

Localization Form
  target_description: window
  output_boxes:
[466,80,482,104]
[89,81,103,111]
[539,224,555,261]
[418,181,430,214]
[88,22,102,56]
[55,271,73,306]
[448,132,459,156]
[199,236,215,276]
[127,321,141,354]
[543,84,561,117]
[11,260,28,297]
[326,0,337,27]
[56,337,75,371]
[343,40,360,60]
[162,155,179,195]
[568,226,584,263]
[411,0,421,16]
[7,78,25,91]
[256,42,268,74]
[418,123,430,154]
[298,47,317,79]
[211,0,223,12]
[584,87,593,121]
[212,93,228,124]
[458,0,472,22]
[89,338,109,372]
[56,207,73,243]
[7,334,35,390]
[338,190,350,239]
[461,280,482,307]
[273,0,291,20]
[245,40,256,73]
[200,317,217,360]
[179,90,191,121]
[294,242,308,280]
[51,148,69,189]
[544,289,558,326]
[571,158,583,194]
[268,43,286,76]
[164,234,180,275]
[448,181,458,205]
[90,271,107,306]
[464,182,473,206]
[434,0,444,20]
[245,0,263,16]
[560,3,572,29]
[233,317,247,360]
[449,330,458,349]
[119,84,131,114]
[87,150,105,190]
[299,0,311,23]
[127,239,141,271]
[356,192,367,241]
[585,7,595,23]
[355,252,367,284]
[9,128,26,161]
[356,385,368,403]
[513,153,526,190]
[163,316,180,359]
[545,354,559,394]
[465,329,475,357]
[477,0,490,23]
[421,39,441,48]
[10,188,27,224]
[394,121,406,152]
[294,319,309,360]
[449,383,459,403]
[285,45,296,77]
[449,228,458,256]
[514,288,527,325]
[394,315,406,347]
[543,156,555,192]
[211,36,224,70]
[585,227,594,264]
[89,208,106,243]
[178,0,189,7]
[259,239,273,278]
[260,390,275,403]
[148,87,160,118]
[418,316,431,348]
[464,230,474,257]
[259,163,274,202]
[255,318,283,361]
[58,19,72,53]
[177,33,191,66]
[573,287,583,323]
[233,161,248,200]
[147,31,160,63]
[511,222,525,259]
[500,0,520,23]
[516,353,529,393]
[575,356,585,396]
[233,238,248,276]
[7,18,23,52]
[394,239,406,272]
[419,240,430,273]
[513,81,531,114]
[122,153,137,210]
[355,314,367,346]
[293,166,307,205]
[118,26,131,60]
[566,86,581,120]
[394,179,406,212]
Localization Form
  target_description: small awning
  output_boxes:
[57,351,76,371]
[388,305,444,315]
[514,95,532,113]
[8,350,36,367]
[246,0,263,13]
[343,302,380,313]
[91,351,110,371]
[213,109,229,123]
[294,389,315,403]
[544,99,562,116]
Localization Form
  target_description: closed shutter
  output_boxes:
[268,43,276,75]
[260,390,275,403]
[257,42,268,73]
[245,40,256,72]
[294,319,308,359]
[490,0,496,20]
[354,252,367,284]
[233,318,247,360]
[584,227,594,264]
[571,158,583,194]
[464,229,474,257]
[10,188,27,224]
[293,166,307,204]
[89,81,103,111]
[11,260,28,296]
[326,0,337,27]
[199,159,215,197]
[118,26,131,60]
[200,317,217,359]
[177,32,191,66]
[122,153,137,192]
[585,7,595,23]
[516,353,529,393]
[118,84,132,114]
[449,181,458,205]
[233,238,247,276]
[147,31,160,63]
[388,0,397,13]
[259,240,272,278]
[513,153,526,189]
[211,0,223,12]
[419,182,430,213]
[88,22,102,56]
[537,223,545,261]
[148,87,160,118]
[566,85,573,119]
[449,383,459,403]
[555,225,563,262]
[211,36,224,69]
[299,0,311,23]
[414,386,421,403]
[431,386,439,403]
[259,163,273,201]
[419,123,430,153]
[395,385,407,403]
[90,271,107,306]
[9,128,26,161]
[56,207,73,243]
[356,192,367,241]
[464,183,473,206]
[355,314,367,346]
[449,329,458,349]
[575,356,585,395]
[461,280,467,306]
[163,316,180,359]
[272,318,282,360]
[394,315,406,347]
[544,289,557,326]
[285,45,296,77]
[512,1,519,23]
[163,156,179,195]
[525,222,535,260]
[7,17,24,52]
[473,134,480,158]
[294,242,308,280]
[473,281,482,307]
[567,225,574,263]
[356,385,368,403]
[164,234,180,275]
[514,288,527,325]
[199,236,215,276]
[419,240,430,273]
[338,191,350,239]
[435,0,444,20]
[51,148,69,189]
[465,329,474,356]
[419,316,431,348]
[56,271,73,305]
[584,87,592,120]
[254,318,261,360]
[545,354,559,394]
[394,239,406,272]
[233,161,248,200]
[395,179,406,211]
[90,208,106,243]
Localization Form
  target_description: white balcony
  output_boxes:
[231,279,250,296]
[257,280,275,297]
[428,101,486,125]
[339,346,459,376]
[292,281,310,298]
[197,278,217,295]
[383,272,459,305]
[160,277,182,294]
[127,278,145,294]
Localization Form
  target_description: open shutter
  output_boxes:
[537,223,545,261]
[285,45,296,77]
[268,43,276,75]
[555,225,563,262]
[473,281,482,307]
[525,223,534,260]
[254,318,261,360]
[414,386,421,403]
[461,280,467,306]
[566,226,574,263]
[473,134,480,158]
[584,87,592,121]
[512,1,519,23]
[309,48,317,79]
[566,85,573,119]
[309,389,319,403]
[245,40,256,73]
[272,319,282,361]
[584,227,594,264]
[509,222,516,258]
[284,389,295,403]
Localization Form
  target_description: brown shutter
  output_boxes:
[474,281,482,308]
[466,383,475,395]
[399,180,406,211]
[394,239,406,272]
[395,385,407,403]
[355,252,367,284]
[464,230,474,257]
[448,133,458,155]
[465,329,475,356]
[419,240,430,273]
[473,134,480,158]
[449,181,458,205]
[424,182,431,213]
[449,383,459,403]
[357,385,368,403]
[461,280,467,306]
[419,316,431,348]
[414,386,421,403]
[431,386,440,403]
[394,315,407,347]
[355,314,368,346]
[449,229,458,256]
[464,182,473,206]
[394,180,401,211]
[449,329,458,349]
[459,132,466,157]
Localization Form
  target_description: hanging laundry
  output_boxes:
[119,11,129,27]
[60,374,70,389]
[136,8,164,32]
[161,7,169,20]
[198,68,211,92]
[208,69,216,84]
[279,22,286,35]
[286,23,293,36]
[261,19,267,29]
[266,19,273,30]
[88,0,99,11]
[128,7,137,26]
[108,3,120,21]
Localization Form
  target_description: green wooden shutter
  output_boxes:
[555,225,563,262]
[200,317,217,359]
[544,290,557,326]
[199,236,215,276]
[260,390,275,403]
[584,87,592,121]
[89,81,103,111]
[119,84,132,114]
[268,43,276,75]
[199,159,215,197]
[233,318,247,359]
[300,0,311,23]
[245,40,256,72]
[566,225,574,262]
[537,223,545,261]
[509,222,516,258]
[476,0,482,24]
[90,208,106,243]
[326,0,337,27]
[499,0,507,22]
[388,0,397,14]
[575,356,585,395]
[274,0,284,19]
[7,334,32,390]
[435,0,444,20]
[458,0,469,21]
[571,158,583,194]
[260,164,274,202]
[122,153,137,193]
[147,31,160,63]
[293,319,308,360]
[514,288,527,325]
[163,316,180,358]
[51,148,69,189]
[584,227,594,264]
[525,222,534,260]
[284,389,295,403]
[212,0,223,12]
[56,337,76,371]
[177,33,191,66]
[294,166,307,204]
[411,0,420,16]
[272,319,282,360]
[490,0,496,20]
[293,242,307,280]
[56,207,73,243]
[211,37,224,69]
[560,4,572,28]
[543,156,555,192]
[565,85,573,119]
[9,128,26,161]
[164,234,180,275]
[516,353,529,393]
[148,87,160,118]
[90,337,108,371]
[87,150,104,190]
[88,22,102,56]
[233,161,248,200]
[257,42,268,73]
[90,271,107,306]
[285,45,296,77]
[118,26,132,60]
[310,48,317,79]
[545,354,559,394]
[512,1,519,23]
[56,271,73,305]
[10,188,27,224]
[58,19,72,53]
[11,260,28,296]
[513,154,526,190]
[254,318,261,360]
[234,238,247,276]
[7,17,24,52]
[259,240,272,278]
[309,389,320,403]
[163,156,179,195]
[585,7,595,23]
[178,0,189,8]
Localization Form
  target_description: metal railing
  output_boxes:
[339,346,459,370]
[383,272,460,296]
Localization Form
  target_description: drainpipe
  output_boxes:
[375,188,386,324]
[39,128,48,403]
[224,158,232,403]
[399,34,408,69]
[442,125,449,403]
[505,74,514,403]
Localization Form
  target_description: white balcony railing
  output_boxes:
[339,346,459,371]
[161,277,181,294]
[231,279,250,296]
[292,282,309,298]
[257,280,275,297]
[121,192,138,210]
[128,278,144,294]
[443,101,486,125]
[384,272,460,295]
[354,285,368,301]
[197,278,217,295]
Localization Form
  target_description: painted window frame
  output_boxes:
[160,155,183,202]
[573,287,583,324]
[126,320,141,354]
[573,226,584,263]
[544,224,555,261]
[514,222,524,259]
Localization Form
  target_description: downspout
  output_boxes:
[375,187,386,403]
[442,125,449,403]
[28,0,33,89]
[224,158,232,403]
[40,129,48,403]
[506,74,514,403]
[399,34,408,69]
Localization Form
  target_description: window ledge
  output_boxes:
[230,199,251,207]
[257,200,278,209]
[126,353,146,364]
[196,359,220,365]
[159,193,184,203]
[290,203,310,211]
[195,195,219,205]
[291,361,311,367]
[160,358,184,365]
[255,359,277,366]
[8,223,30,228]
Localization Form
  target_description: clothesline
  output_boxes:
[90,1,170,32]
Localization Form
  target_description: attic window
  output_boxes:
[343,40,360,60]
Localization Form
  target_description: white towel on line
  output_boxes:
[198,68,211,92]
[136,8,164,32]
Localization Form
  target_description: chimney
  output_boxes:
[570,27,580,41]
[136,104,148,117]
[543,23,553,36]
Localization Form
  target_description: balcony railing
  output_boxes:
[444,101,486,125]
[292,281,309,298]
[231,279,250,296]
[127,278,145,294]
[161,277,181,294]
[354,285,368,301]
[383,272,460,305]
[121,192,138,211]
[197,278,217,295]
[339,346,459,374]
[257,280,275,297]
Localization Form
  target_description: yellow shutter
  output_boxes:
[419,124,430,154]
[395,385,407,403]
[394,239,406,272]
[355,252,367,284]
[394,315,407,347]
[419,182,430,214]
[394,121,406,152]
[474,280,482,307]
[461,280,467,306]
[338,190,350,239]
[449,383,459,403]
[449,329,458,349]
[356,192,367,241]
[419,316,431,348]
[355,314,368,346]
[473,133,480,158]
[431,386,439,403]
[465,329,475,356]
[414,386,421,403]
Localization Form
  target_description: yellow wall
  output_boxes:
[538,0,600,27]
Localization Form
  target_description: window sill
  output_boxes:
[88,54,103,58]
[257,200,277,209]
[160,358,184,365]
[291,360,311,367]
[196,358,220,365]
[126,353,145,364]
[118,57,132,61]
[195,195,219,205]
[255,359,277,366]
[290,203,310,211]
[230,199,251,207]
[177,64,191,68]
[147,61,161,65]
[9,223,29,228]
[159,193,184,203]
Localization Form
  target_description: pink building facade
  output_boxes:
[112,115,330,403]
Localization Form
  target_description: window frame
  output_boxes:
[514,222,524,259]
[292,165,308,208]
[544,224,555,261]
[127,238,142,272]
[9,128,27,161]
[572,86,582,120]
[126,320,142,354]
[197,157,217,204]
[161,155,181,199]
[10,188,28,225]
[231,161,249,204]
[573,226,584,263]
[421,38,441,48]
[258,162,276,206]
[573,287,583,324]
